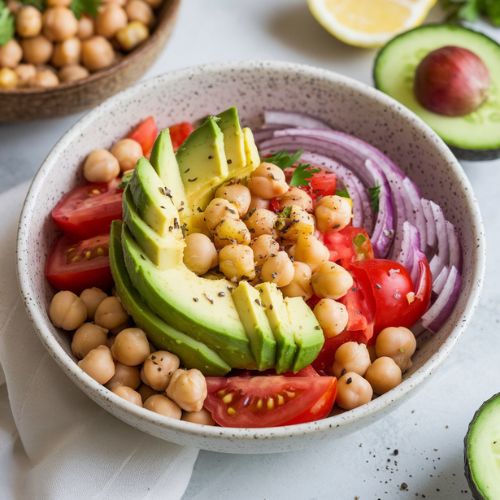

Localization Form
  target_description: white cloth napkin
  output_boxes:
[0,182,198,500]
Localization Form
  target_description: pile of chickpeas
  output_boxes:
[183,161,355,340]
[48,287,215,425]
[0,0,160,90]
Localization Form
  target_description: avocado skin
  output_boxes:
[108,221,231,375]
[451,146,500,162]
[464,392,500,500]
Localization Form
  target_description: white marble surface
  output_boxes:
[1,1,499,498]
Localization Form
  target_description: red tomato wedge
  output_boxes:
[309,171,337,197]
[45,233,112,293]
[169,122,194,150]
[204,375,337,428]
[322,226,374,267]
[350,258,432,334]
[128,116,158,155]
[51,180,123,239]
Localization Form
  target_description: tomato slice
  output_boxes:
[322,226,374,267]
[309,171,337,197]
[45,233,112,293]
[204,375,337,428]
[169,122,194,150]
[351,258,432,333]
[51,180,123,239]
[128,116,158,155]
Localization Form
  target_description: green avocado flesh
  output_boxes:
[217,107,248,179]
[374,24,500,154]
[465,393,500,500]
[109,221,230,375]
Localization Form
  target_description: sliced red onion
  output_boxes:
[402,177,427,251]
[432,265,449,295]
[396,222,421,282]
[430,201,449,268]
[421,199,437,251]
[421,266,461,332]
[429,254,443,278]
[446,221,462,271]
[263,110,331,130]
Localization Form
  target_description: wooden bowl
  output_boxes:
[0,0,180,122]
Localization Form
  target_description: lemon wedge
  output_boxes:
[308,0,437,48]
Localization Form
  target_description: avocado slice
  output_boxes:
[109,221,230,375]
[122,186,185,269]
[231,281,276,371]
[128,157,183,238]
[176,117,229,213]
[243,127,261,172]
[465,392,500,500]
[285,297,325,372]
[255,283,296,374]
[121,225,255,369]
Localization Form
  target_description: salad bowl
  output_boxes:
[16,61,485,454]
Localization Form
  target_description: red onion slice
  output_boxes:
[432,265,449,295]
[421,199,437,251]
[263,110,331,130]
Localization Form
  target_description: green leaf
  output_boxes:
[70,0,100,19]
[290,164,320,187]
[336,188,350,199]
[353,233,367,249]
[483,0,500,25]
[368,185,380,213]
[265,150,303,170]
[0,1,14,47]
[20,0,45,10]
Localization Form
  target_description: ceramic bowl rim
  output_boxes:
[16,60,486,441]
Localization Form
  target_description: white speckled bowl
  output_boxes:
[17,62,485,454]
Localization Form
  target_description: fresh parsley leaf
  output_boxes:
[0,1,14,47]
[20,0,45,10]
[441,0,500,25]
[265,150,303,170]
[353,233,367,249]
[70,0,100,19]
[368,185,380,213]
[336,188,350,199]
[483,0,500,25]
[290,164,320,187]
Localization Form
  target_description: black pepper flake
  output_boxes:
[254,299,261,306]
[178,207,184,212]
[140,254,145,260]
[203,293,214,304]
[227,159,233,164]
[157,367,161,372]
[160,205,166,209]
[271,272,277,279]
[197,207,203,213]
[314,326,321,330]
[346,376,352,384]
[218,291,225,297]
[208,155,213,160]
[269,304,273,310]
[375,283,382,289]
[173,218,179,229]
[188,177,198,182]
[193,297,199,302]
[184,168,190,173]
[168,226,173,232]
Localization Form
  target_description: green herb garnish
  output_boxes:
[289,163,320,187]
[441,0,500,26]
[368,185,380,213]
[70,0,100,19]
[20,0,46,10]
[265,149,320,188]
[0,0,14,47]
[265,149,303,170]
[336,188,350,199]
[353,233,367,249]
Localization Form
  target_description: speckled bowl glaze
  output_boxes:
[17,62,485,454]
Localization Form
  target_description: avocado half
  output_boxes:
[374,24,500,161]
[464,393,500,499]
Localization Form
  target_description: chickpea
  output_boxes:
[83,148,120,183]
[336,372,373,410]
[0,68,18,89]
[315,195,352,233]
[311,261,353,300]
[49,290,87,331]
[218,244,255,282]
[203,198,238,232]
[96,4,128,38]
[365,357,402,395]
[110,138,142,172]
[215,184,251,217]
[281,261,312,300]
[112,385,142,406]
[14,64,36,87]
[59,64,89,83]
[21,36,53,65]
[248,196,270,211]
[30,68,59,88]
[16,6,42,37]
[115,21,148,51]
[144,394,181,419]
[213,218,251,248]
[77,16,94,39]
[279,205,315,241]
[375,326,417,372]
[111,327,150,366]
[51,37,81,67]
[43,7,78,42]
[81,36,115,71]
[94,296,128,329]
[279,187,313,212]
[247,162,288,199]
[244,208,277,238]
[313,298,348,338]
[78,345,115,384]
[182,409,215,425]
[294,234,330,272]
[71,323,108,359]
[183,233,218,275]
[138,383,157,402]
[166,368,207,412]
[332,342,371,378]
[125,0,154,27]
[250,234,279,266]
[0,39,22,70]
[261,251,294,287]
[141,351,180,391]
[106,362,141,389]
